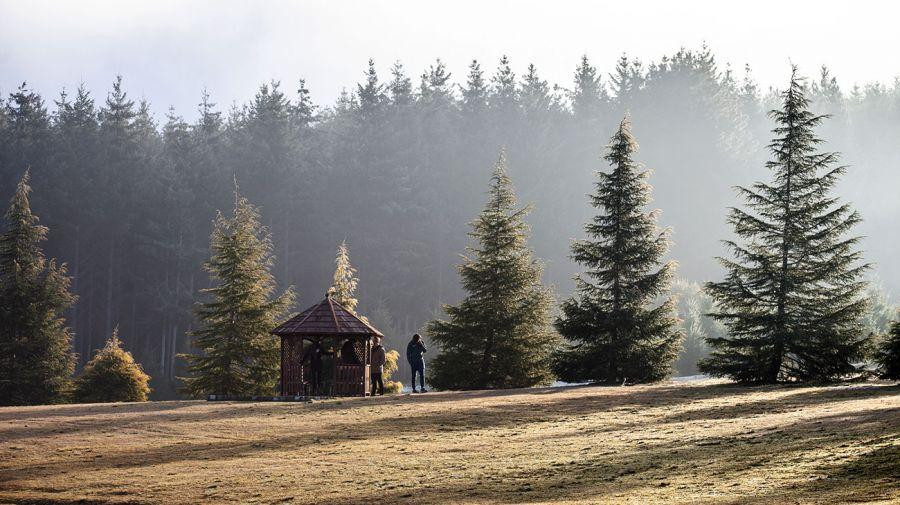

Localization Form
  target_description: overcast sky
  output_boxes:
[2,0,898,120]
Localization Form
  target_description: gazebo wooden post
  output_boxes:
[364,336,372,396]
[332,335,339,396]
[279,336,285,396]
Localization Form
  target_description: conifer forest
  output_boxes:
[2,47,900,399]
[3,3,900,504]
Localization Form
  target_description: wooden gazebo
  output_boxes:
[271,293,384,397]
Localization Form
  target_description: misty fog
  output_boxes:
[2,2,899,398]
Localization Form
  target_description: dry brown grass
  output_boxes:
[1,379,898,504]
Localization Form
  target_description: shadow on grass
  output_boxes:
[0,401,270,442]
[305,404,900,505]
[660,383,900,424]
[0,381,751,443]
[0,400,204,422]
[3,381,897,504]
[715,440,900,505]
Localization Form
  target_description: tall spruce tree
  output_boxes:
[426,150,556,390]
[0,171,76,405]
[462,60,488,117]
[610,54,644,112]
[701,68,869,383]
[330,240,359,312]
[388,61,413,106]
[571,55,607,126]
[356,59,386,122]
[2,84,52,198]
[180,186,295,397]
[553,117,682,384]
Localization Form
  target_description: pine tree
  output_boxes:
[180,186,295,397]
[676,296,709,376]
[461,60,487,117]
[3,83,52,196]
[571,55,607,125]
[356,59,386,121]
[0,171,76,405]
[95,76,142,340]
[330,240,359,312]
[388,61,413,107]
[701,68,869,383]
[490,55,518,113]
[291,79,316,129]
[875,318,900,380]
[553,117,682,384]
[670,280,722,376]
[419,59,454,106]
[520,64,556,121]
[72,328,151,403]
[610,54,644,110]
[426,150,557,390]
[812,66,843,109]
[50,84,100,362]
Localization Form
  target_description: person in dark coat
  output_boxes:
[303,340,331,396]
[341,339,361,365]
[406,333,427,393]
[370,336,386,396]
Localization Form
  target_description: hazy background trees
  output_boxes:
[1,47,898,397]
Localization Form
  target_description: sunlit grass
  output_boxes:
[1,380,897,504]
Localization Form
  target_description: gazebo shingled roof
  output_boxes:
[271,294,384,338]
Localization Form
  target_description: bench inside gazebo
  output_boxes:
[271,293,384,398]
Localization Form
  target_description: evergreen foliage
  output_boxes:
[571,55,607,124]
[427,150,557,390]
[610,54,644,110]
[701,68,869,383]
[180,186,295,397]
[462,60,487,116]
[3,51,900,397]
[553,117,682,384]
[861,283,896,338]
[329,240,359,312]
[875,318,900,380]
[72,328,151,403]
[0,171,76,405]
[671,279,725,376]
[388,62,413,106]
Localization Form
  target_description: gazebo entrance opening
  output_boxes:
[272,293,384,397]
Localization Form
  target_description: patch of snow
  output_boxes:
[671,374,710,382]
[550,381,590,388]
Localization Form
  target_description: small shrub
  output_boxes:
[384,380,403,394]
[73,329,151,403]
[383,349,402,394]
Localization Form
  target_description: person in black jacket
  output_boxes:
[370,337,386,396]
[406,334,427,393]
[341,339,361,365]
[303,340,332,396]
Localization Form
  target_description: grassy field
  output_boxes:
[1,380,898,505]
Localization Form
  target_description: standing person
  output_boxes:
[303,340,331,396]
[370,337,386,396]
[341,339,361,365]
[406,334,428,393]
